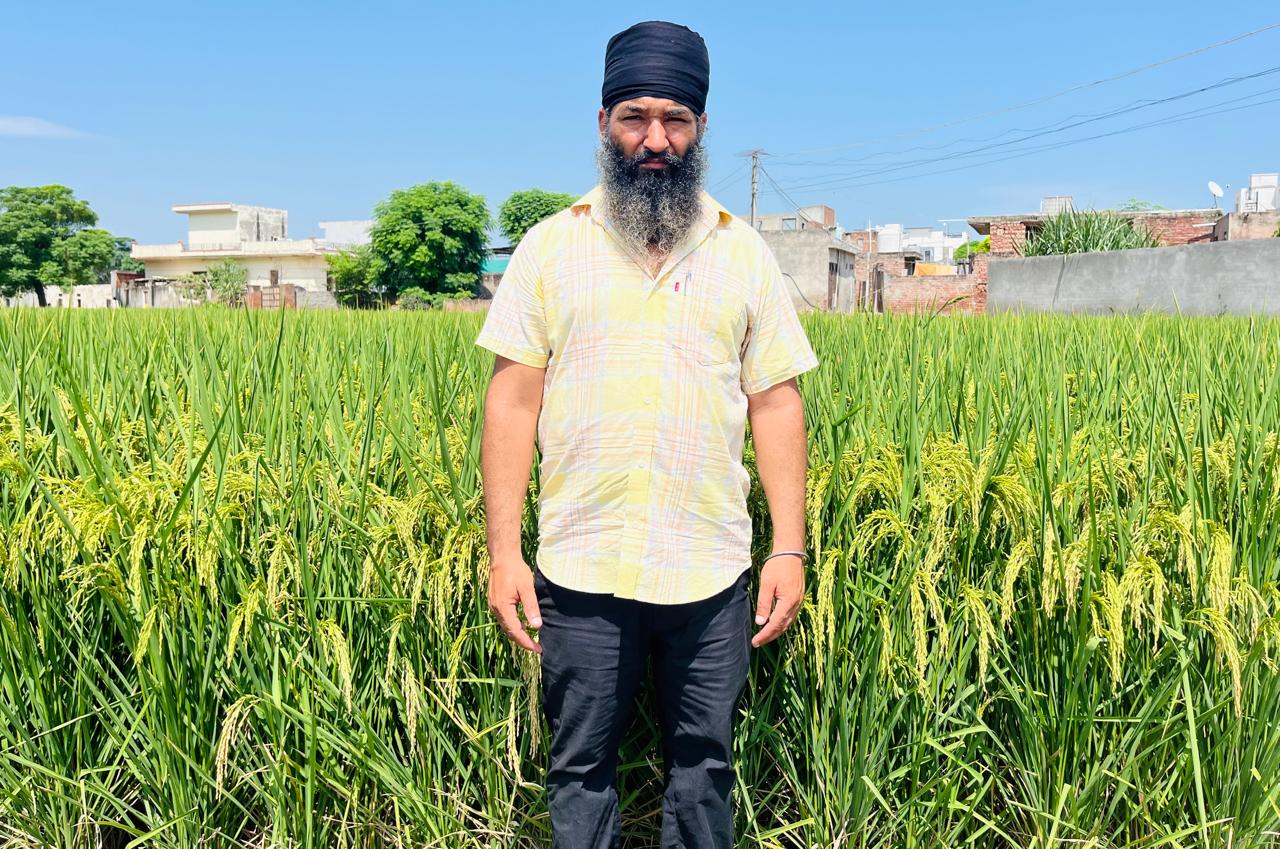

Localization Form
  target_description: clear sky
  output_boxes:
[2,1,1276,245]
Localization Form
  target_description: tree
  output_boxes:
[326,245,380,308]
[0,185,116,306]
[952,236,990,261]
[369,181,489,303]
[104,236,144,284]
[498,188,577,245]
[1115,198,1167,212]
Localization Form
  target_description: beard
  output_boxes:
[595,128,708,258]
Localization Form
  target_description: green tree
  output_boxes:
[1114,198,1167,212]
[105,236,144,284]
[326,245,380,308]
[952,236,990,261]
[0,185,116,306]
[498,188,577,245]
[369,181,489,302]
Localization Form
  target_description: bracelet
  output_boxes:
[763,550,808,564]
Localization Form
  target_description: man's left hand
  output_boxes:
[751,554,805,648]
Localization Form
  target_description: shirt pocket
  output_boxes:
[669,284,745,366]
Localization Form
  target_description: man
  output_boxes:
[474,19,819,849]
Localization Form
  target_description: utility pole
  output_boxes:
[750,150,760,229]
[737,149,766,228]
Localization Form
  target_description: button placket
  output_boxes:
[614,296,665,599]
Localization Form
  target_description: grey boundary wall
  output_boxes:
[988,238,1280,315]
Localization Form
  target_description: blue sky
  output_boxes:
[2,2,1276,245]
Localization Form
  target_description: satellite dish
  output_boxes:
[1208,181,1224,198]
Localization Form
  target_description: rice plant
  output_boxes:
[0,306,1277,848]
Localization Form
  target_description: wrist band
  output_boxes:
[763,550,808,564]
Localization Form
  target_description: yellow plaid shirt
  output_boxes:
[475,184,819,604]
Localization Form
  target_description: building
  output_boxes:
[1214,173,1280,242]
[754,205,837,232]
[758,228,858,313]
[844,226,983,316]
[318,219,373,247]
[967,195,1223,258]
[131,203,341,307]
[479,244,516,297]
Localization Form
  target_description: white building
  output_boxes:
[871,223,967,263]
[132,203,339,293]
[319,219,373,247]
[1236,173,1279,213]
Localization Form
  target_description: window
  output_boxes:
[782,217,797,230]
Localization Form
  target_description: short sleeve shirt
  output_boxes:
[475,184,819,604]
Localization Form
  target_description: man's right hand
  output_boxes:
[487,558,543,654]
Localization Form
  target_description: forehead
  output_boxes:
[611,97,696,118]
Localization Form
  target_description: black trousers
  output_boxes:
[534,567,752,849]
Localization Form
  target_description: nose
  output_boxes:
[643,118,669,155]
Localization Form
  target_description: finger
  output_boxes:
[754,579,775,626]
[518,579,542,629]
[498,603,540,654]
[753,595,803,648]
[752,614,787,648]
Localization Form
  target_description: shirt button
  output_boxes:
[644,398,653,406]
[635,460,644,469]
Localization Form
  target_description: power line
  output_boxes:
[708,162,748,194]
[771,89,1280,196]
[772,67,1280,194]
[769,21,1280,159]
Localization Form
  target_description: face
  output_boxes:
[598,97,707,169]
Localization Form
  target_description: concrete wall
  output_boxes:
[187,210,240,247]
[1,284,118,308]
[760,229,856,313]
[988,238,1280,314]
[1213,211,1280,242]
[141,255,330,292]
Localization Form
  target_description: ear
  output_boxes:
[598,107,608,140]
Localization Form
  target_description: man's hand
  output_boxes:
[488,557,543,654]
[751,554,805,648]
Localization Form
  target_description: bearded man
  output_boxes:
[475,19,820,849]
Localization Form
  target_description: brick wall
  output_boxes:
[989,221,1027,256]
[884,274,986,315]
[1134,211,1218,246]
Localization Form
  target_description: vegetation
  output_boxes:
[172,259,249,307]
[1115,197,1168,212]
[1021,208,1162,256]
[396,286,433,310]
[0,185,123,306]
[952,235,990,261]
[326,244,380,308]
[369,181,489,303]
[0,308,1278,847]
[498,188,577,245]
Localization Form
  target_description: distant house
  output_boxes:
[479,244,514,297]
[754,205,837,232]
[130,203,341,306]
[318,219,373,248]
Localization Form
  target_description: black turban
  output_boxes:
[601,21,710,116]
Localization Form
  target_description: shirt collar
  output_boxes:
[570,184,734,231]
